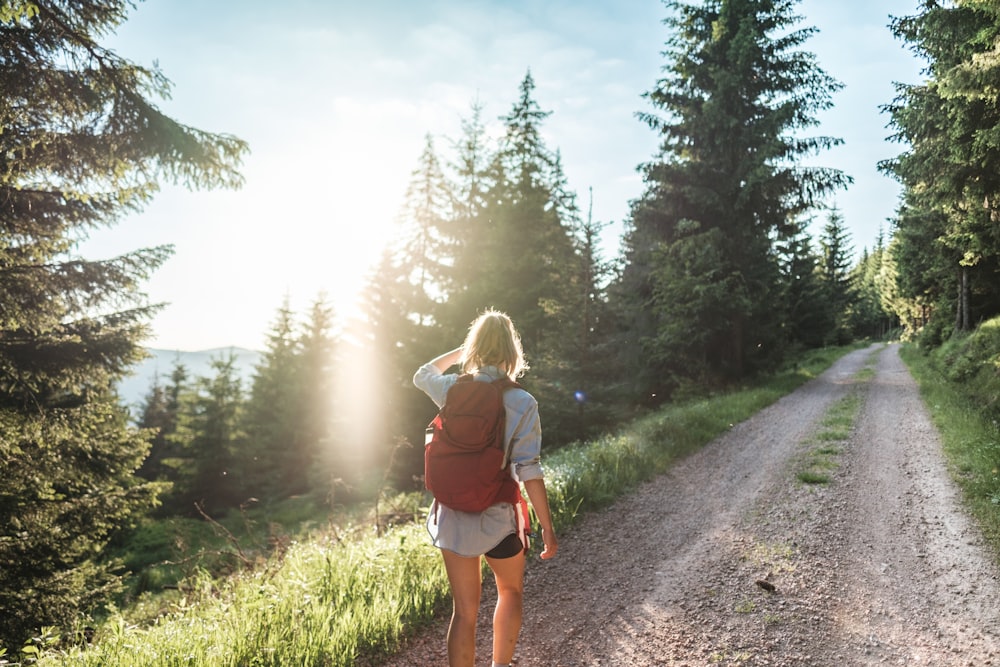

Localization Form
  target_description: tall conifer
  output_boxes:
[819,208,855,344]
[883,1,1000,335]
[241,299,302,501]
[617,0,847,398]
[0,1,245,646]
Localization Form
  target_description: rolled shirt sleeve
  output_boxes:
[504,390,543,482]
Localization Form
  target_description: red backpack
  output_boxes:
[424,374,521,513]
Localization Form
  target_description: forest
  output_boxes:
[3,0,1000,656]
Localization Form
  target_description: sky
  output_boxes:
[84,0,927,352]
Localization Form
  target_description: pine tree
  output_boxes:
[176,354,245,513]
[818,208,855,344]
[617,0,848,397]
[882,1,1000,336]
[0,1,245,647]
[241,298,302,502]
[398,134,453,330]
[298,294,338,495]
[776,217,828,349]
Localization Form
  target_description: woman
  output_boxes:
[413,309,558,667]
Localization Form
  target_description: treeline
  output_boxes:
[134,298,340,515]
[7,0,998,653]
[880,1,1000,345]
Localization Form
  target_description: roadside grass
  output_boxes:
[101,490,426,628]
[30,344,857,667]
[41,523,446,667]
[900,342,1000,561]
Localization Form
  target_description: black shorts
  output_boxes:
[485,532,522,559]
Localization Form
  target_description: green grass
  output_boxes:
[793,354,873,487]
[110,488,425,590]
[41,523,448,667]
[900,343,1000,561]
[795,470,831,485]
[30,344,856,667]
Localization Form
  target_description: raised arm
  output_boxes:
[427,346,463,373]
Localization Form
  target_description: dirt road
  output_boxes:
[382,343,1000,666]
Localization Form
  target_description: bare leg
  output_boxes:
[440,549,483,667]
[485,551,526,665]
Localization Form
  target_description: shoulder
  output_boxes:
[503,384,537,412]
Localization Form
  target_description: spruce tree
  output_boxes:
[349,246,428,489]
[447,72,580,337]
[0,1,246,647]
[398,134,453,331]
[137,358,190,513]
[472,71,583,442]
[617,0,848,397]
[176,354,245,513]
[847,240,895,341]
[438,98,496,343]
[298,295,338,494]
[776,217,828,349]
[566,188,619,440]
[136,373,170,480]
[241,299,302,502]
[882,1,1000,336]
[818,208,856,345]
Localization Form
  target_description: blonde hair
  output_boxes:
[460,308,529,379]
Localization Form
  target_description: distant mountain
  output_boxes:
[117,347,263,410]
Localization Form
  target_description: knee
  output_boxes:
[496,585,524,608]
[452,599,480,626]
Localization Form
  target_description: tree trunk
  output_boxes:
[956,265,970,332]
[731,316,744,378]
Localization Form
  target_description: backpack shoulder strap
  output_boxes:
[492,376,521,392]
[490,376,523,468]
[442,373,475,401]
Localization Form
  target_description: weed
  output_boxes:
[796,471,831,485]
